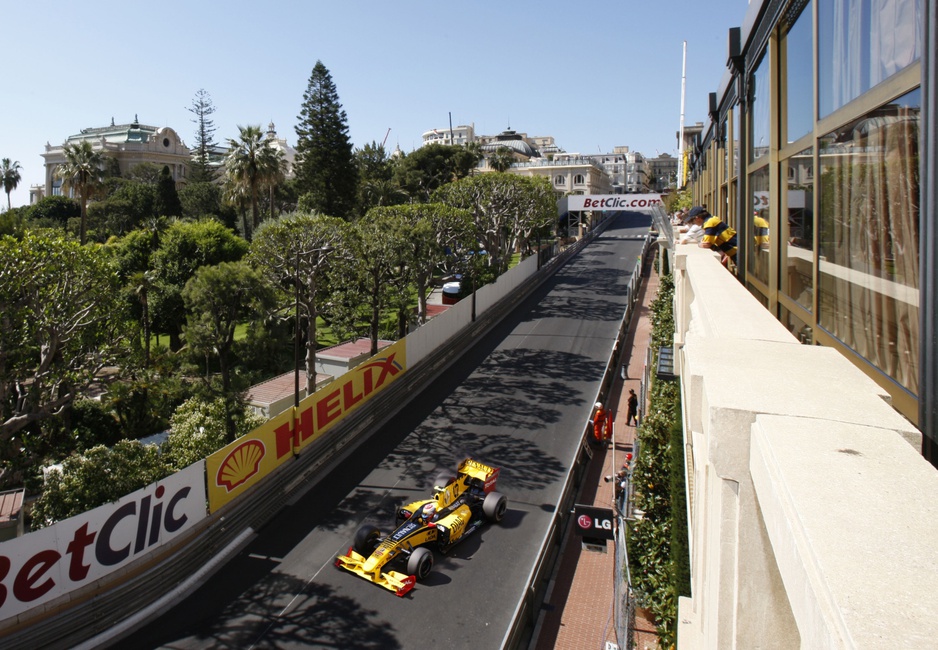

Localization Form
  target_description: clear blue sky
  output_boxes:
[1,0,751,209]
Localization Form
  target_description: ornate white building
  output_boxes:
[35,116,191,202]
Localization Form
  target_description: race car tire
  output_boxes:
[433,471,456,490]
[353,524,381,557]
[407,547,434,580]
[483,491,508,522]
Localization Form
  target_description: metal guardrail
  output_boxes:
[0,240,579,650]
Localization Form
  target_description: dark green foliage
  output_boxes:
[103,364,192,440]
[669,409,691,601]
[179,182,238,230]
[26,195,80,227]
[0,205,28,237]
[394,143,481,202]
[294,61,359,219]
[87,180,157,236]
[125,162,162,184]
[155,165,182,217]
[356,142,407,214]
[149,220,249,350]
[182,260,276,441]
[627,269,685,647]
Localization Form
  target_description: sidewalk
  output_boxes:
[532,258,660,650]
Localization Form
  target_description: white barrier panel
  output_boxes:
[0,461,207,623]
[406,291,475,367]
[477,254,538,316]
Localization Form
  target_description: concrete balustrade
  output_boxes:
[671,244,935,649]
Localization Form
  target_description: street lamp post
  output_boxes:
[294,248,301,410]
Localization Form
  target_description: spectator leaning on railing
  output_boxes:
[691,205,737,266]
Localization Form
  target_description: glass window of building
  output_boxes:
[732,106,740,179]
[781,146,814,310]
[748,166,771,285]
[818,0,922,118]
[781,0,813,144]
[750,51,771,162]
[721,119,729,180]
[817,88,920,392]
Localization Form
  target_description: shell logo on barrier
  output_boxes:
[216,439,266,492]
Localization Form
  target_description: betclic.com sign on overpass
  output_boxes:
[559,194,663,213]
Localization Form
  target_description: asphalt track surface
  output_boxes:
[116,211,652,650]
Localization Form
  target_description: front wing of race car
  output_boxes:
[334,548,416,597]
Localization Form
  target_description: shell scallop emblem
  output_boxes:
[216,439,266,492]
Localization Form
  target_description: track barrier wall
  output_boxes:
[0,214,652,649]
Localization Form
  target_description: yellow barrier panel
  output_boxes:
[206,406,295,513]
[295,339,407,452]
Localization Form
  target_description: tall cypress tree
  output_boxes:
[155,165,182,217]
[187,88,218,183]
[295,61,359,219]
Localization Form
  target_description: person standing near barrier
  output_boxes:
[592,402,607,443]
[626,389,639,426]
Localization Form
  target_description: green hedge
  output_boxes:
[627,271,689,648]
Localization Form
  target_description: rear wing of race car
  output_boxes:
[458,458,500,493]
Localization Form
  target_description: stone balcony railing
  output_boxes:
[668,242,938,649]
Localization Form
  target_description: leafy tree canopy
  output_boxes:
[149,220,248,349]
[432,173,555,274]
[30,440,170,528]
[182,260,275,440]
[0,231,125,459]
[26,194,80,228]
[394,144,481,202]
[250,211,351,393]
[163,396,263,469]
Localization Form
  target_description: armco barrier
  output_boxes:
[0,231,589,649]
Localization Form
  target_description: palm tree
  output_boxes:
[488,147,515,172]
[1,158,22,211]
[55,141,103,244]
[225,125,284,237]
[261,145,287,222]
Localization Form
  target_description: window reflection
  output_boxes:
[748,167,771,285]
[750,52,771,162]
[819,0,922,118]
[817,89,920,392]
[781,0,813,143]
[782,147,814,310]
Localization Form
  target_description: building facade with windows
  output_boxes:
[37,116,190,201]
[669,5,936,646]
[683,0,929,450]
[511,154,613,198]
[421,123,476,147]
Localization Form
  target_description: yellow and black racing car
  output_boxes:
[335,458,508,596]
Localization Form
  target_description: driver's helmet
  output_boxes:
[421,502,437,522]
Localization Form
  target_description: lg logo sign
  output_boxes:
[573,505,615,540]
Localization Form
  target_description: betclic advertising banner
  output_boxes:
[0,461,207,624]
[565,194,663,211]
